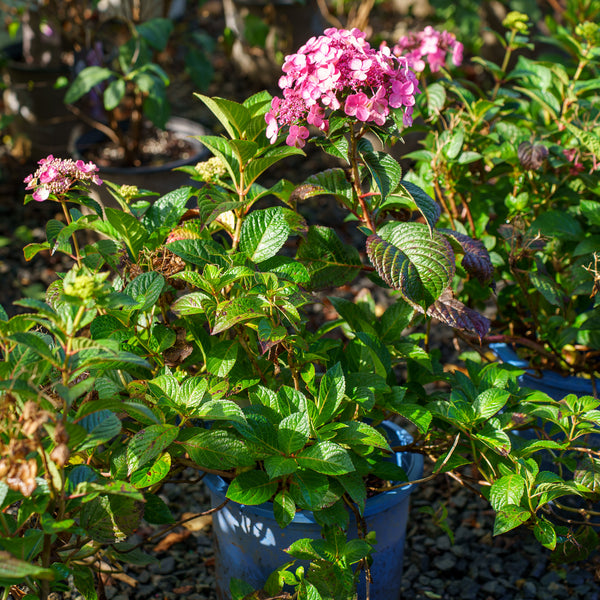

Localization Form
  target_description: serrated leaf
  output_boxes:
[473,388,510,421]
[367,223,454,310]
[196,399,247,424]
[143,493,175,524]
[194,134,241,185]
[489,474,526,511]
[226,470,278,504]
[142,187,193,231]
[239,207,291,262]
[297,226,362,289]
[296,442,354,475]
[574,457,600,494]
[195,94,250,139]
[427,82,446,113]
[181,429,255,470]
[278,412,310,455]
[126,424,179,475]
[390,181,441,234]
[0,551,54,582]
[361,150,402,201]
[130,452,171,488]
[244,146,305,185]
[303,168,355,206]
[211,296,265,334]
[316,363,345,427]
[395,403,432,435]
[533,518,557,550]
[167,238,229,267]
[441,229,493,285]
[273,489,296,528]
[493,505,530,535]
[9,332,60,367]
[65,66,114,103]
[124,272,165,312]
[77,410,122,451]
[170,291,213,316]
[206,339,238,376]
[79,495,142,543]
[104,207,148,258]
[427,289,490,339]
[264,455,298,479]
[530,272,564,307]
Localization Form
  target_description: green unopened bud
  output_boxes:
[62,268,109,301]
[503,11,529,33]
[576,21,600,46]
[119,185,140,201]
[194,157,227,181]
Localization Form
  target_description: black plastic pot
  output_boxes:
[70,117,209,207]
[2,43,77,157]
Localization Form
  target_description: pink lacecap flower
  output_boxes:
[393,27,463,73]
[23,155,102,202]
[286,125,310,148]
[265,27,420,147]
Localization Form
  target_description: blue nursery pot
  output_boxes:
[489,342,595,400]
[204,421,424,600]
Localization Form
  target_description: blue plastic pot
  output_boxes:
[204,421,423,600]
[489,343,595,400]
[490,342,599,450]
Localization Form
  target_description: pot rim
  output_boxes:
[489,342,594,394]
[205,420,424,525]
[70,116,209,175]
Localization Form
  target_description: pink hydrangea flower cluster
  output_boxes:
[392,26,463,73]
[265,28,420,148]
[24,155,102,202]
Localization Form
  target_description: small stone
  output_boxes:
[137,570,151,584]
[522,581,537,596]
[158,555,176,574]
[435,535,451,551]
[111,595,129,600]
[403,563,419,581]
[436,552,457,571]
[482,580,504,595]
[541,571,560,586]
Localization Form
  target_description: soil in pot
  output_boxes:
[69,116,209,208]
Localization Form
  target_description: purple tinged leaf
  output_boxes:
[366,223,455,310]
[441,229,494,285]
[427,289,490,340]
[518,141,548,170]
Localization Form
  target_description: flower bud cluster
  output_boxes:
[194,157,227,181]
[266,27,420,148]
[392,26,463,73]
[23,155,102,202]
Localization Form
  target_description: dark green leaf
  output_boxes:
[227,470,278,504]
[127,424,179,475]
[296,442,354,475]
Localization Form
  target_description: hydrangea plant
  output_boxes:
[1,23,599,600]
[405,10,600,381]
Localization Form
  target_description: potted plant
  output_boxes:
[63,11,209,204]
[0,0,94,156]
[403,10,600,399]
[1,24,599,600]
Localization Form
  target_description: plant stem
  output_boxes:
[60,200,82,268]
[348,126,376,233]
[492,29,517,100]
